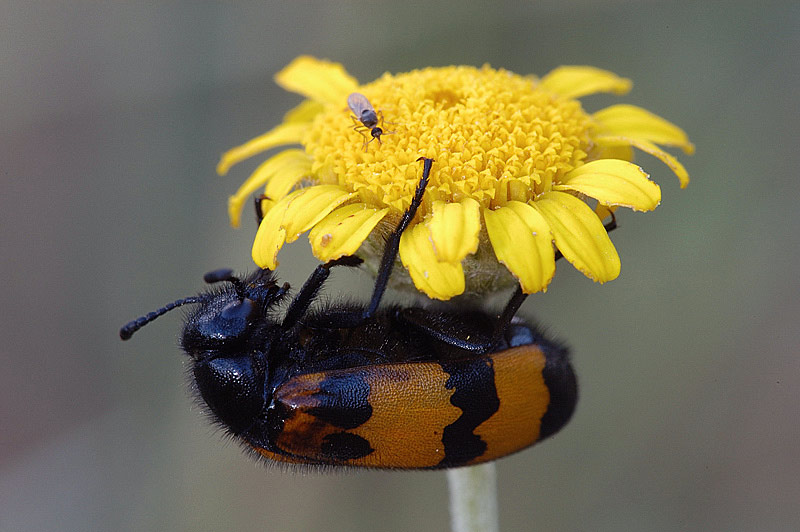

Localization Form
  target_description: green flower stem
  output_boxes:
[447,462,499,532]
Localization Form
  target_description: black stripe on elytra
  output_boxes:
[437,356,500,468]
[320,431,374,461]
[538,343,577,441]
[307,371,373,429]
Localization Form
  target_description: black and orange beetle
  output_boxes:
[120,158,586,469]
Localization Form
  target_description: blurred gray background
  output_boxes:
[2,1,798,531]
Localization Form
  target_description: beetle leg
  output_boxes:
[362,157,433,319]
[603,211,618,233]
[299,158,434,330]
[491,286,528,345]
[397,308,492,353]
[253,194,270,225]
[496,212,616,339]
[281,256,364,329]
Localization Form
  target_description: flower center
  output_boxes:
[303,65,593,214]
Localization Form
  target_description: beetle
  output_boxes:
[347,92,390,150]
[120,158,587,469]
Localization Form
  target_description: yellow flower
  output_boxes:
[219,56,693,300]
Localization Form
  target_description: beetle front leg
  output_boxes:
[281,256,364,329]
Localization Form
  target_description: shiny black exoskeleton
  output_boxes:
[120,158,614,467]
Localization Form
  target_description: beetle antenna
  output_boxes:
[120,296,202,340]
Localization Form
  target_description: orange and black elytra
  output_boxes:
[121,158,590,469]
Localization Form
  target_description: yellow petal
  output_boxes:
[256,196,276,219]
[594,203,617,223]
[555,159,661,212]
[594,143,634,162]
[596,135,690,188]
[263,161,314,204]
[484,203,555,294]
[309,204,389,262]
[282,99,325,123]
[427,198,481,263]
[399,224,465,300]
[593,104,695,154]
[227,149,312,227]
[539,66,632,99]
[281,185,355,243]
[275,56,359,106]
[251,191,298,269]
[532,191,620,283]
[217,123,306,176]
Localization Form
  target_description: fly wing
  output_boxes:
[347,92,372,116]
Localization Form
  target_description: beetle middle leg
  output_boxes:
[362,157,433,319]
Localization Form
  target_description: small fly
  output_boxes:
[348,93,391,150]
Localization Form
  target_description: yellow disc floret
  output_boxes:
[219,57,693,300]
[306,66,595,214]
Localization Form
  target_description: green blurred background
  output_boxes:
[2,1,798,530]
